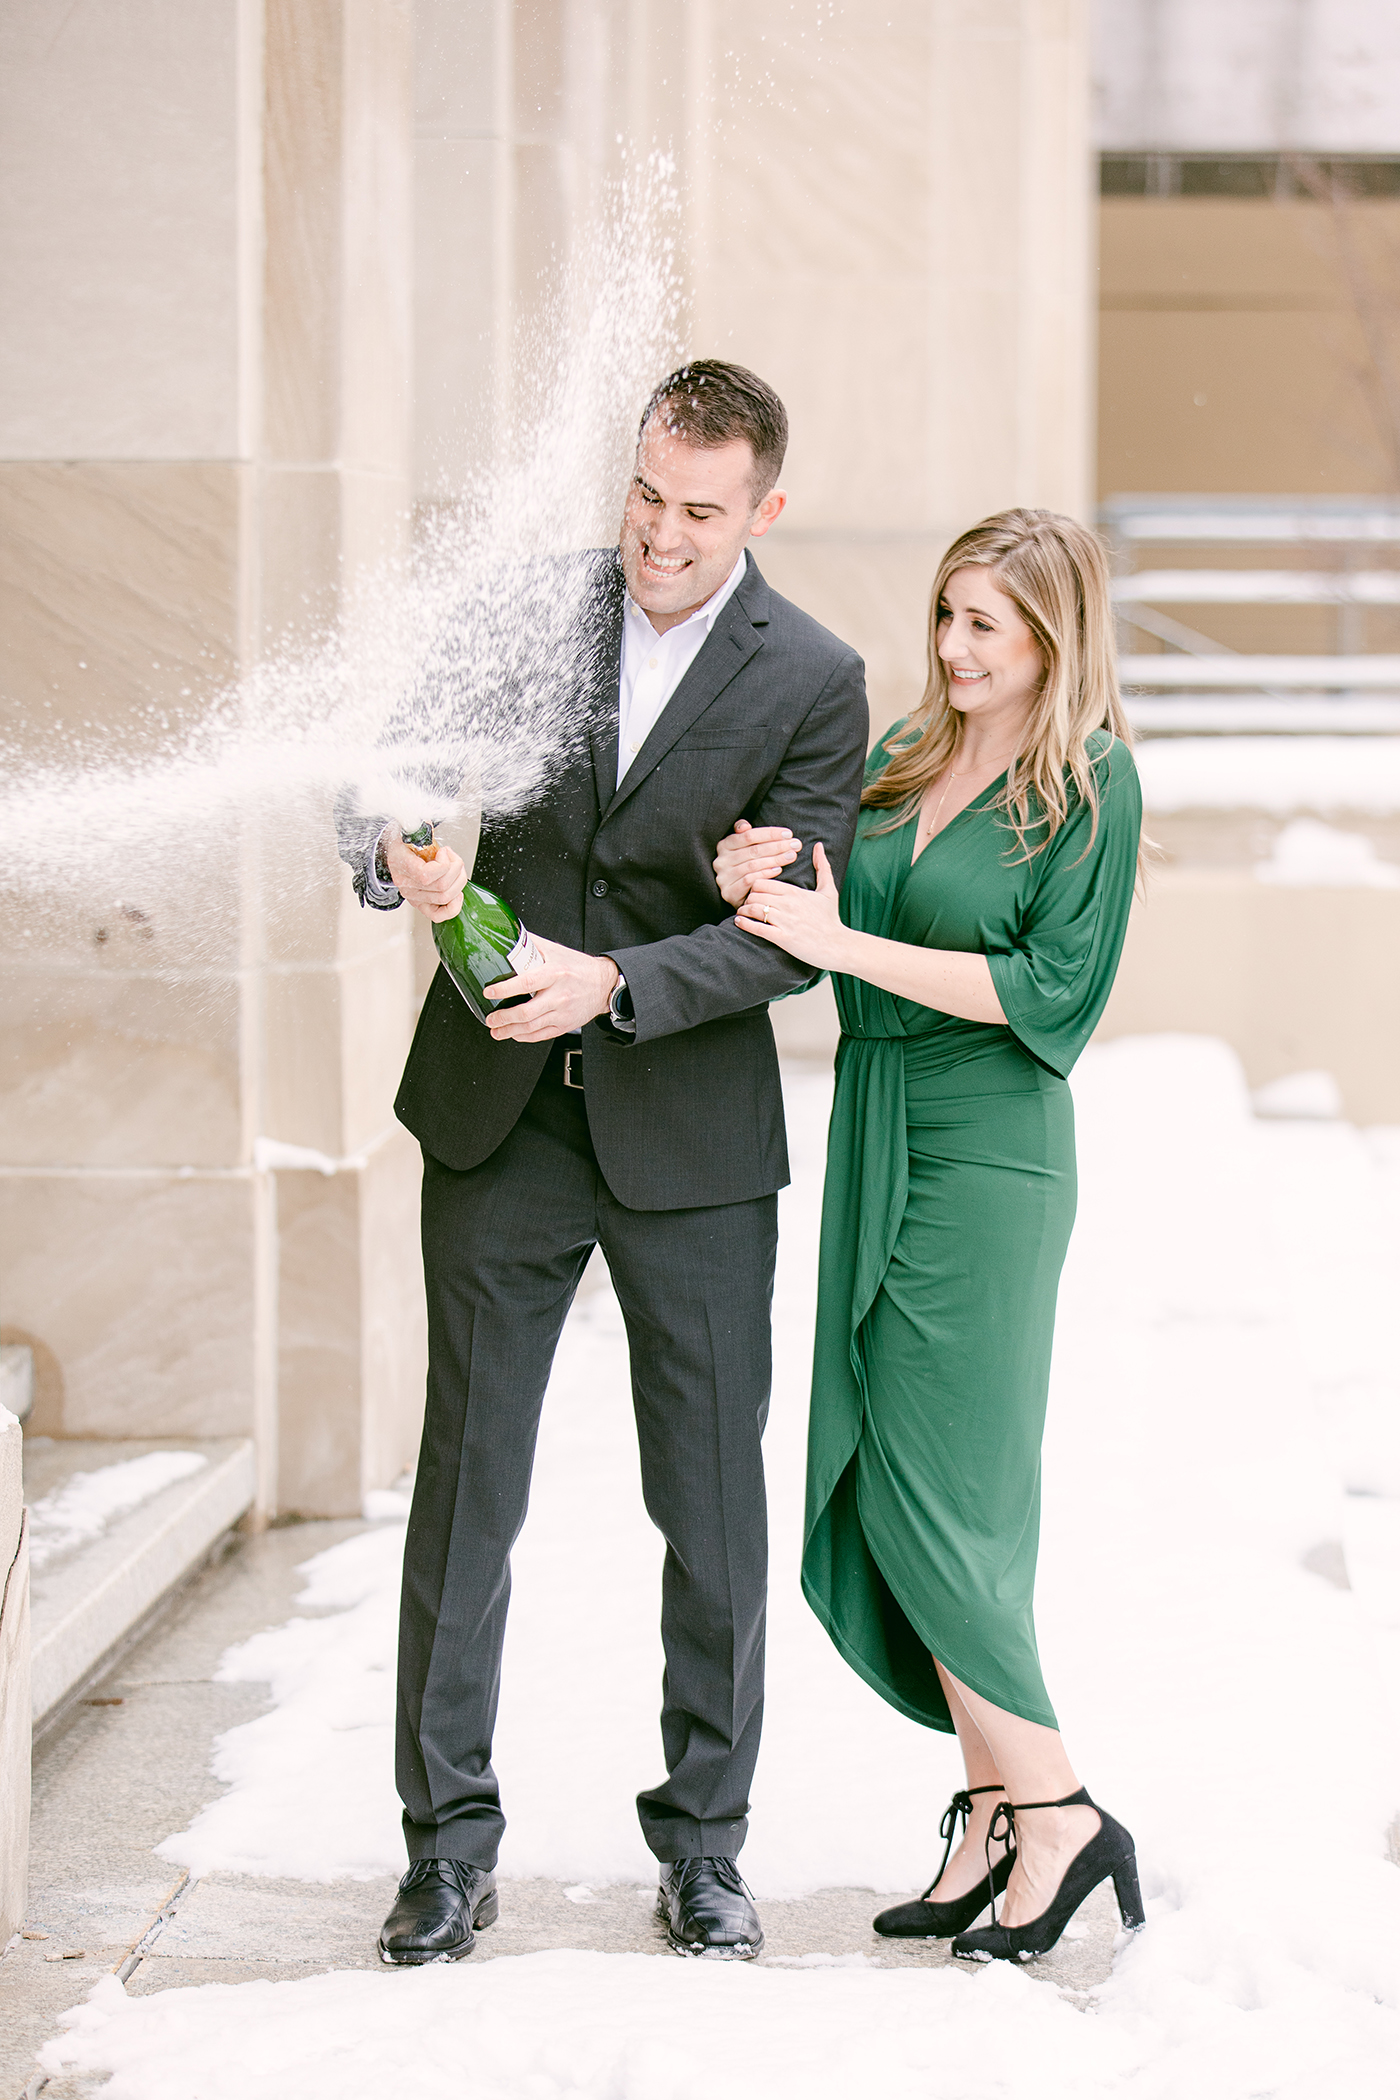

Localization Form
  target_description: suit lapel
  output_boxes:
[586,559,625,813]
[600,555,770,824]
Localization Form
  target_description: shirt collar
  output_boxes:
[623,547,749,640]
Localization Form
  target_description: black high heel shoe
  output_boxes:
[952,1787,1145,1963]
[873,1784,1013,1938]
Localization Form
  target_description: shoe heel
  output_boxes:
[473,1889,499,1931]
[1111,1852,1145,1931]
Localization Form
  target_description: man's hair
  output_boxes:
[638,360,789,502]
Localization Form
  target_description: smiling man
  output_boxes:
[339,361,867,1968]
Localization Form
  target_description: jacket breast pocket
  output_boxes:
[672,727,770,752]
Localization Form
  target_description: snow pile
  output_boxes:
[52,1039,1400,2097]
[1254,817,1400,887]
[1252,1070,1344,1119]
[33,1957,1150,2100]
[27,1449,208,1570]
[1136,735,1400,812]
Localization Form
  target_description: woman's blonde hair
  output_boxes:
[863,507,1132,861]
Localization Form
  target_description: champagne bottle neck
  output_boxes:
[402,821,434,851]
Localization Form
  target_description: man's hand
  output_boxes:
[712,817,801,908]
[380,828,468,921]
[485,936,620,1043]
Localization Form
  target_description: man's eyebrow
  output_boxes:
[632,473,726,513]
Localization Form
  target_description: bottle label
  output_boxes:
[506,925,543,977]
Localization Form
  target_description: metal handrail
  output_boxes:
[1101,494,1400,544]
[1114,570,1400,606]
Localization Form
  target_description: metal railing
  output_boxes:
[1101,495,1400,733]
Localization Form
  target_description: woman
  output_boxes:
[714,509,1145,1961]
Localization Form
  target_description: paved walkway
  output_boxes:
[2,1522,1121,2099]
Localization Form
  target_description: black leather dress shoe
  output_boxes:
[378,1859,498,1965]
[656,1856,764,1959]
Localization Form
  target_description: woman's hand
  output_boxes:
[713,818,801,909]
[735,842,851,971]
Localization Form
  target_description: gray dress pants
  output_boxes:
[398,1038,777,1868]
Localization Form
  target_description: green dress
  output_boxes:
[801,729,1142,1732]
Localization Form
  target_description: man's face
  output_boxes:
[619,421,786,632]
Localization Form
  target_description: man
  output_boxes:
[341,360,867,1964]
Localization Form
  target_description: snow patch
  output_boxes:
[27,1450,209,1570]
[1254,817,1400,888]
[1252,1069,1343,1120]
[40,1940,1400,2100]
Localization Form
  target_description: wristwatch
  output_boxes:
[608,970,635,1034]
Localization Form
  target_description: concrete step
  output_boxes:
[22,1437,255,1735]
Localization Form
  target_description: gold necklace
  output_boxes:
[919,750,1019,839]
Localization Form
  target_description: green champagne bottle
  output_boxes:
[401,822,543,1025]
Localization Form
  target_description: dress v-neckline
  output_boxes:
[906,771,1008,869]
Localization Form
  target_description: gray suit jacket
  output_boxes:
[339,549,867,1210]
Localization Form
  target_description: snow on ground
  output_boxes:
[51,1037,1400,2097]
[27,1449,208,1570]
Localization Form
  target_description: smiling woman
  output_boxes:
[719,507,1146,1966]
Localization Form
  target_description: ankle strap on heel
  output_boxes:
[919,1783,1007,1902]
[985,1788,1094,1924]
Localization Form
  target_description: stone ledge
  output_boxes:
[0,1345,34,1423]
[26,1438,254,1732]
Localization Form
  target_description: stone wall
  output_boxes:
[0,2,425,1518]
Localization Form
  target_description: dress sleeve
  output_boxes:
[985,739,1142,1078]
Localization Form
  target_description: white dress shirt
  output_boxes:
[616,549,749,785]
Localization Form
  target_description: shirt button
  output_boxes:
[648,657,658,670]
[591,878,609,897]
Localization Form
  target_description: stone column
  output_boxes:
[681,0,1097,733]
[0,2,424,1519]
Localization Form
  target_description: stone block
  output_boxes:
[338,933,418,1154]
[263,971,347,1163]
[274,1123,424,1516]
[25,1434,254,1729]
[341,1,413,480]
[413,142,503,497]
[415,0,502,134]
[0,1405,29,1942]
[0,0,245,460]
[0,966,243,1170]
[1098,872,1400,1124]
[0,459,242,725]
[274,1161,367,1516]
[357,1123,427,1498]
[261,925,414,1161]
[0,1174,258,1440]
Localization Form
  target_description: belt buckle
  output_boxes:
[563,1048,584,1091]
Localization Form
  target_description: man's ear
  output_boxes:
[748,487,787,539]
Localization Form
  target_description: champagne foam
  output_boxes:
[0,154,685,949]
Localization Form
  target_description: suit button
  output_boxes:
[591,878,609,897]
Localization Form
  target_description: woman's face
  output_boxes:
[935,566,1044,723]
